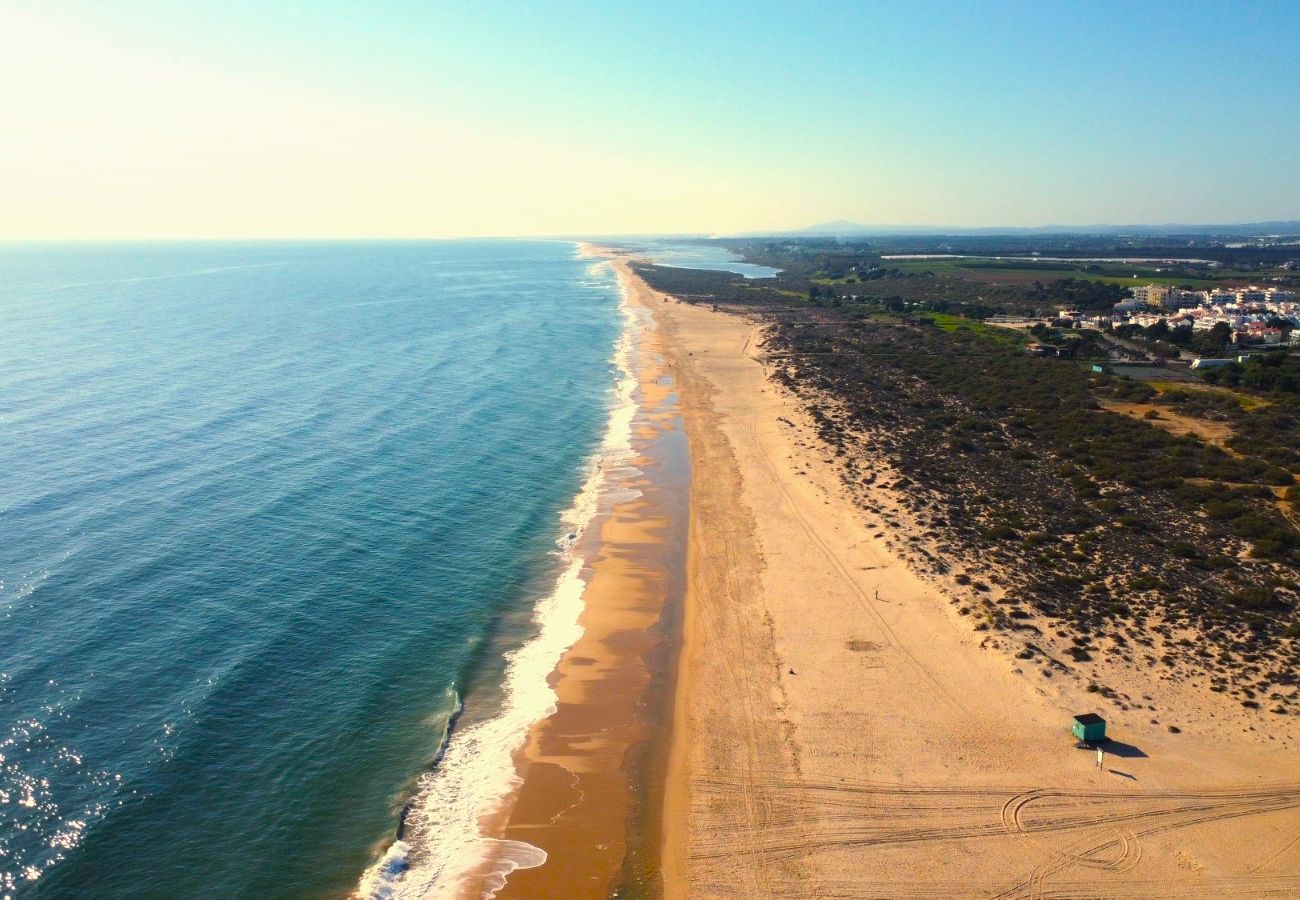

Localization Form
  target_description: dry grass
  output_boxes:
[1147,380,1272,411]
[1097,399,1237,452]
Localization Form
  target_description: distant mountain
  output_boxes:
[780,220,1300,238]
[798,219,881,235]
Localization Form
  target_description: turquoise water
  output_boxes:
[0,241,622,898]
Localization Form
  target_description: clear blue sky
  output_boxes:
[3,0,1298,237]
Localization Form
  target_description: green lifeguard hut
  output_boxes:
[1072,712,1106,743]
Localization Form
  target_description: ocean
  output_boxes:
[0,240,625,898]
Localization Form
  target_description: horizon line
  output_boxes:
[5,220,1300,244]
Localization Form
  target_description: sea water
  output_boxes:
[0,240,623,898]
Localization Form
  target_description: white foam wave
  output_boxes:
[356,272,640,900]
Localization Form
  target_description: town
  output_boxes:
[1103,283,1296,346]
[1015,282,1299,372]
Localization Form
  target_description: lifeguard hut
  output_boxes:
[1071,713,1106,743]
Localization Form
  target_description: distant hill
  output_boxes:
[786,220,1300,238]
[798,219,881,235]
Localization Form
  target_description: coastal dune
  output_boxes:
[464,247,1300,899]
[617,257,1300,898]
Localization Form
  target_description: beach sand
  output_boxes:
[473,254,688,900]
[479,246,1300,899]
[610,256,1300,898]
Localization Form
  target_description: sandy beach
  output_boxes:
[474,245,1300,899]
[610,252,1300,898]
[467,251,688,899]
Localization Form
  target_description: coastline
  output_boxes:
[625,252,1300,896]
[422,243,1300,898]
[356,247,660,899]
[464,247,689,899]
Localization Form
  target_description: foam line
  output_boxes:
[356,254,638,899]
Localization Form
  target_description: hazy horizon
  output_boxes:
[7,218,1300,245]
[3,1,1299,239]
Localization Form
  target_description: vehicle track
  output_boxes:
[744,393,972,718]
[672,316,1300,899]
[678,329,816,898]
[804,872,1300,898]
[689,773,1300,896]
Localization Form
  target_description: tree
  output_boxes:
[1193,322,1233,353]
[1169,323,1193,346]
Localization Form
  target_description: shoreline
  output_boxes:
[356,246,655,899]
[459,243,1300,897]
[627,253,1300,896]
[470,247,689,899]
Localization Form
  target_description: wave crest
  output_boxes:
[356,263,639,899]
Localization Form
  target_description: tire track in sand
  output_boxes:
[675,319,810,898]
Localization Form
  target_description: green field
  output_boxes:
[876,257,1227,288]
[917,311,1028,346]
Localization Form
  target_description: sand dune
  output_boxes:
[613,257,1300,899]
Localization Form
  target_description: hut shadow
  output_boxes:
[1102,739,1148,759]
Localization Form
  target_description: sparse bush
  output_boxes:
[1226,586,1279,610]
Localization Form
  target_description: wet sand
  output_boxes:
[476,255,688,899]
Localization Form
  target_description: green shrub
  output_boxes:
[1226,586,1279,610]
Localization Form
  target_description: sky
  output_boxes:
[2,0,1298,239]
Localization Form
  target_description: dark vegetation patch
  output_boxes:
[635,241,1300,706]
